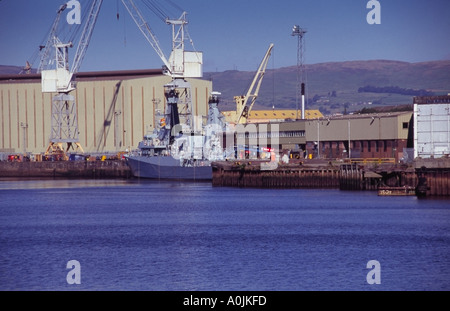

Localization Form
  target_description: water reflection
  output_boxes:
[0,178,131,190]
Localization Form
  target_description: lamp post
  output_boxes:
[348,119,351,159]
[20,122,28,155]
[317,119,320,159]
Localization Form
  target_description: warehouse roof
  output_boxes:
[222,109,323,123]
[0,68,163,83]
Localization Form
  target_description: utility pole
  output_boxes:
[291,25,307,120]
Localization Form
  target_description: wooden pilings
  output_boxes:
[416,168,450,196]
[212,161,340,189]
[212,161,450,196]
[339,164,364,190]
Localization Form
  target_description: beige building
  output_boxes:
[0,69,213,155]
[304,111,414,161]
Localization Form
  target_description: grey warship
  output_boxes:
[126,88,225,180]
[124,10,226,180]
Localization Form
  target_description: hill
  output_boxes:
[0,65,36,74]
[205,60,450,115]
[2,60,449,116]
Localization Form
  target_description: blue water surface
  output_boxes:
[0,178,449,291]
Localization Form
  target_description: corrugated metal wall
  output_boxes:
[305,112,412,142]
[414,102,450,158]
[0,75,212,154]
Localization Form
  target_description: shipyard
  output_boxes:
[0,2,449,198]
[1,62,449,196]
[0,0,450,296]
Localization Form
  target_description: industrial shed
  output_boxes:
[0,69,213,155]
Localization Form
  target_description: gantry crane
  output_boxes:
[234,43,274,124]
[39,0,103,156]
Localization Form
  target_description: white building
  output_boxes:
[414,95,450,158]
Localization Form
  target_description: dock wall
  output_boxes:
[1,158,449,196]
[212,160,450,196]
[212,161,341,189]
[212,163,340,188]
[0,160,132,179]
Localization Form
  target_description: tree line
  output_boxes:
[358,85,433,96]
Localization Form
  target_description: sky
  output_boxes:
[0,0,449,73]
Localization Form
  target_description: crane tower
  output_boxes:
[40,1,103,157]
[121,0,203,145]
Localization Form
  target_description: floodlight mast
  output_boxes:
[291,25,307,120]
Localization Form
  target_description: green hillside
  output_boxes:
[206,60,450,115]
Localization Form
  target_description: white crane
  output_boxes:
[121,0,203,79]
[121,0,203,144]
[40,0,103,156]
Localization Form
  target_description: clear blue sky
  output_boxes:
[0,0,449,73]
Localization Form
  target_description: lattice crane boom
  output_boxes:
[234,43,274,124]
[121,0,202,79]
[72,0,103,74]
[40,0,103,94]
[121,0,171,73]
[37,3,68,74]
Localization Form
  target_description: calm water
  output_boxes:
[0,178,449,291]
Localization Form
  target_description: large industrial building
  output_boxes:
[231,111,414,162]
[304,111,414,162]
[1,68,447,164]
[0,69,212,155]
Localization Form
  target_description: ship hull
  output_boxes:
[126,155,212,180]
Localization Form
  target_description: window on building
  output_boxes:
[403,122,409,129]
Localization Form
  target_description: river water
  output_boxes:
[0,178,449,291]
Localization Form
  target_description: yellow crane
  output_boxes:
[234,43,274,124]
